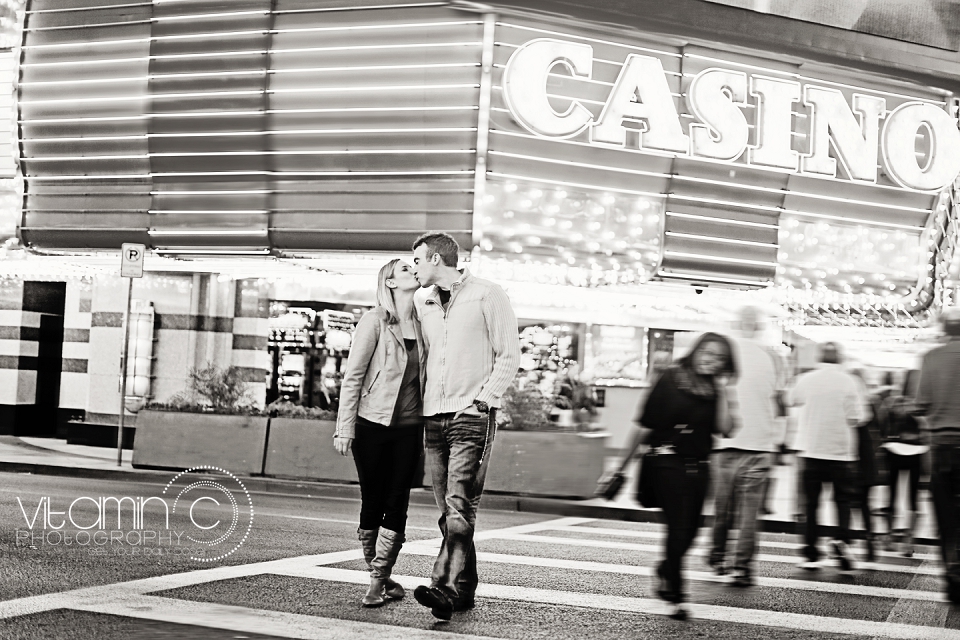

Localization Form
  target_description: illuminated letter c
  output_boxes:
[503,38,594,138]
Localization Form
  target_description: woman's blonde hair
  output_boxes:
[376,259,402,325]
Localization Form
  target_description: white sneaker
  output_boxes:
[797,559,821,570]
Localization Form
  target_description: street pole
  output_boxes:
[117,276,132,467]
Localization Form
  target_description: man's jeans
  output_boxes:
[800,457,858,561]
[930,440,960,592]
[710,450,774,575]
[424,410,496,600]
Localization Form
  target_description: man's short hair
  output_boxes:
[820,341,842,364]
[941,306,960,337]
[412,232,459,267]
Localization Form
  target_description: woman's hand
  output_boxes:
[333,436,353,456]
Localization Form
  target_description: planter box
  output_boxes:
[484,430,608,498]
[132,410,269,475]
[263,418,358,482]
[424,430,608,499]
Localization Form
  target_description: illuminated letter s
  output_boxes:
[503,38,594,138]
[688,68,749,161]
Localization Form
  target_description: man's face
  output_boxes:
[411,244,436,287]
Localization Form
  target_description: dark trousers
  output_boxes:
[654,456,710,602]
[800,457,858,561]
[887,450,922,515]
[352,420,424,534]
[930,442,960,592]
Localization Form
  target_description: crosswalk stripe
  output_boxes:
[274,566,958,640]
[552,525,939,562]
[472,533,942,575]
[396,546,946,602]
[876,559,951,639]
[70,592,502,640]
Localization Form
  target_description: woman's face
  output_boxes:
[692,340,728,376]
[389,261,421,291]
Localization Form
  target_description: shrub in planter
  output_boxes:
[499,382,554,431]
[146,364,260,415]
[264,399,336,421]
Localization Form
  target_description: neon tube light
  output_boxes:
[269,42,482,55]
[20,106,477,125]
[685,53,947,105]
[666,211,778,229]
[665,231,779,248]
[270,20,481,35]
[154,249,271,255]
[148,231,269,238]
[780,209,924,231]
[663,251,778,267]
[487,172,665,199]
[25,127,476,143]
[147,210,269,214]
[274,2,447,14]
[497,22,682,59]
[670,174,931,214]
[27,2,151,13]
[488,150,667,180]
[657,270,774,286]
[154,10,270,22]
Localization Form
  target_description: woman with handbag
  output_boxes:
[333,259,425,607]
[624,332,738,620]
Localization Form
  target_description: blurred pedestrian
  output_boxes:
[334,259,425,607]
[880,369,926,557]
[710,307,786,587]
[850,368,881,563]
[785,342,869,573]
[410,232,520,620]
[625,332,738,620]
[913,306,960,605]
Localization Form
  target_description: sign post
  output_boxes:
[118,243,145,466]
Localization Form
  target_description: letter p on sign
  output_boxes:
[120,243,145,278]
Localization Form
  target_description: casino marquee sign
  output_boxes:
[502,38,960,193]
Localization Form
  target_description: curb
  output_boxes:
[0,461,939,547]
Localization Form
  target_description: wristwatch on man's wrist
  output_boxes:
[473,399,490,414]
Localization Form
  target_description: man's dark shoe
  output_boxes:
[948,582,960,605]
[454,591,475,611]
[729,570,754,588]
[707,557,728,577]
[414,585,453,620]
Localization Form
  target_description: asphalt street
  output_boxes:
[0,471,957,639]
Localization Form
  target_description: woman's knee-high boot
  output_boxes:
[368,528,405,605]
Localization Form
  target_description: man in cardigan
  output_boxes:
[914,306,960,605]
[410,232,520,620]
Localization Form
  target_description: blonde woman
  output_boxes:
[334,259,425,607]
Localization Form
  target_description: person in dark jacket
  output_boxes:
[623,332,738,620]
[881,369,927,557]
[334,259,425,607]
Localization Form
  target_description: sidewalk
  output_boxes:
[0,436,939,545]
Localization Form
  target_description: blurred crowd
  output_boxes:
[621,305,960,619]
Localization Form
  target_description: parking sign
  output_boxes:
[120,243,145,278]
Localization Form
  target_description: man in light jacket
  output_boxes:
[410,232,520,620]
[785,342,869,572]
[709,306,786,587]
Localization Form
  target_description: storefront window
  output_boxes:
[266,301,369,409]
[583,324,647,387]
